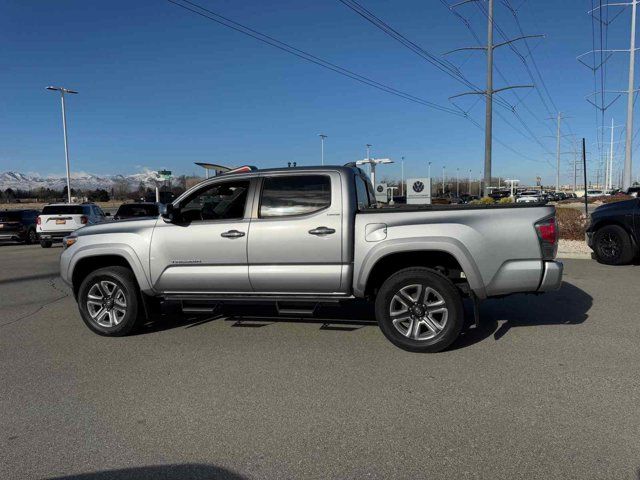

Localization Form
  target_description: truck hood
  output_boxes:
[592,198,636,215]
[73,217,159,237]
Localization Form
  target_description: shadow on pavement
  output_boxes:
[136,282,592,351]
[0,272,59,285]
[450,281,592,350]
[138,300,376,335]
[47,463,245,479]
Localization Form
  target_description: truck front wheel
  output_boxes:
[77,266,142,336]
[375,267,464,353]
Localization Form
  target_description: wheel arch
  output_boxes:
[72,255,136,297]
[592,218,638,249]
[359,240,484,299]
[68,245,153,299]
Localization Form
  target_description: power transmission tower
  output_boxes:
[547,113,573,192]
[598,119,624,189]
[579,1,638,191]
[445,0,539,197]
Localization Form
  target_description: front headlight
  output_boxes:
[62,236,77,250]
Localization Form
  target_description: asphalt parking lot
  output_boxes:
[1,243,639,480]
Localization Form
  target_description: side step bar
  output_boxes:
[172,295,354,317]
[275,301,319,317]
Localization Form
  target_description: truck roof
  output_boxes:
[220,164,363,177]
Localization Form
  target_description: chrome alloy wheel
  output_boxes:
[86,280,127,328]
[389,284,449,341]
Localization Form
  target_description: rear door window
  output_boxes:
[259,175,331,218]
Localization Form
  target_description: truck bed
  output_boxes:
[358,202,548,213]
[353,203,556,300]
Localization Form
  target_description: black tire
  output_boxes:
[40,240,52,248]
[593,225,635,265]
[77,266,142,336]
[375,267,464,353]
[25,228,38,245]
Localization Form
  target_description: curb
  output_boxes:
[557,252,592,260]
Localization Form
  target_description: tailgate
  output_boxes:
[40,215,84,232]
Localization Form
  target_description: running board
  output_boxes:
[165,293,352,303]
[275,301,319,317]
[180,301,223,314]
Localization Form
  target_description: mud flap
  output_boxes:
[471,292,481,328]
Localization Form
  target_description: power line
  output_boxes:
[337,0,510,106]
[442,0,557,145]
[167,0,463,116]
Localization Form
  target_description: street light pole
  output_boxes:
[442,166,446,195]
[456,168,459,197]
[401,156,405,197]
[319,134,327,165]
[46,86,78,203]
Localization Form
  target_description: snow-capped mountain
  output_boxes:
[0,170,164,192]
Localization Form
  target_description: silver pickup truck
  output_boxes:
[60,165,562,352]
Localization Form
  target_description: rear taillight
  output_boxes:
[535,216,558,260]
[36,216,41,225]
[80,215,88,224]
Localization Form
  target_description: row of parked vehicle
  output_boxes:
[0,202,160,247]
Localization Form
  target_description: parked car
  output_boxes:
[60,165,562,353]
[458,194,479,204]
[37,203,107,248]
[587,197,640,265]
[625,186,640,197]
[114,202,159,220]
[584,189,605,198]
[516,191,542,203]
[0,209,40,244]
[489,190,510,201]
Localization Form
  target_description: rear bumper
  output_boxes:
[38,231,74,241]
[538,260,563,292]
[0,232,23,240]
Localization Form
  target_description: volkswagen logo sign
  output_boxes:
[376,185,384,193]
[412,181,424,193]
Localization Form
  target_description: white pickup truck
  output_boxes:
[37,203,107,248]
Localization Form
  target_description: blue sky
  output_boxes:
[0,0,637,185]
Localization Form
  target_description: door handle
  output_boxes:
[221,230,245,238]
[308,226,336,236]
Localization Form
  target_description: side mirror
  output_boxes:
[160,203,180,222]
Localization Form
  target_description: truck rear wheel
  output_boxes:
[593,225,635,265]
[77,266,142,336]
[40,240,52,248]
[375,267,464,353]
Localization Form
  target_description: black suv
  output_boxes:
[0,209,40,244]
[587,197,640,264]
